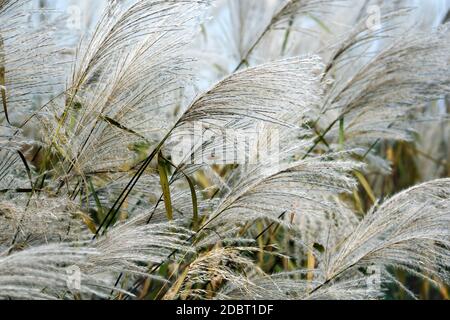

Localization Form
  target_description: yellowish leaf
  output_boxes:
[354,170,376,204]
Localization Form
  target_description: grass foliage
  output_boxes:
[0,0,449,300]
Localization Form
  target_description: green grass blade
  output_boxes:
[307,14,332,34]
[88,177,104,216]
[17,151,33,189]
[339,117,345,149]
[161,155,199,229]
[99,115,147,140]
[158,152,173,221]
[183,173,199,230]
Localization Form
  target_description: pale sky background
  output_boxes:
[30,0,450,91]
[36,0,450,33]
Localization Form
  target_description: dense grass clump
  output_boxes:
[0,0,449,300]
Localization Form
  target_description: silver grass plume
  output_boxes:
[227,179,450,300]
[323,178,450,290]
[0,243,111,300]
[43,0,210,178]
[320,18,450,155]
[0,0,449,301]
